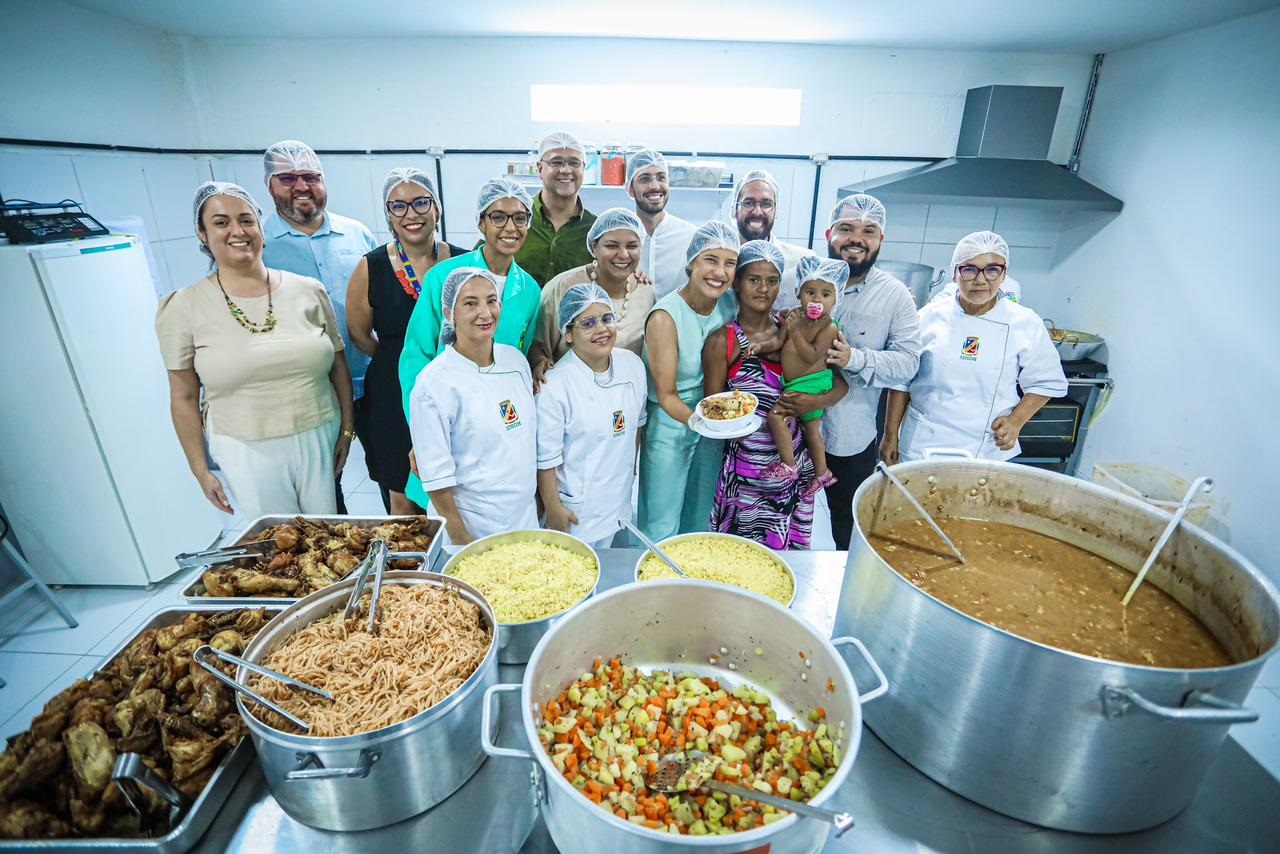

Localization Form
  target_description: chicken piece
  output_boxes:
[28,705,69,744]
[120,631,159,663]
[0,739,65,798]
[113,689,165,740]
[234,608,267,635]
[228,569,301,596]
[327,550,360,577]
[171,637,203,658]
[167,735,221,782]
[173,763,217,801]
[156,614,210,651]
[0,799,72,840]
[68,795,107,835]
[68,697,112,729]
[202,570,236,597]
[209,629,245,654]
[189,664,229,728]
[272,525,302,552]
[64,721,114,794]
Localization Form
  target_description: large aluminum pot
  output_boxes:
[876,260,936,309]
[480,580,888,854]
[632,531,798,607]
[236,571,498,831]
[441,529,600,664]
[835,459,1280,833]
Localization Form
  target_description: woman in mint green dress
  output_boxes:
[638,221,740,540]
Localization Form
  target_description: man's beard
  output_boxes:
[277,199,323,227]
[830,240,880,279]
[737,215,772,241]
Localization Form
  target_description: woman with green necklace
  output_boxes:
[346,167,466,515]
[398,176,541,511]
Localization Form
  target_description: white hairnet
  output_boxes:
[440,267,501,347]
[192,181,262,235]
[685,220,741,265]
[586,207,645,257]
[626,148,666,185]
[736,240,786,278]
[557,283,613,334]
[263,140,323,180]
[795,255,850,303]
[734,169,780,203]
[538,132,585,158]
[382,167,436,204]
[475,177,534,225]
[950,231,1010,272]
[829,193,887,231]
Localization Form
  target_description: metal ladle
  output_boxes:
[1121,476,1213,607]
[875,461,965,564]
[645,751,854,836]
[619,519,688,578]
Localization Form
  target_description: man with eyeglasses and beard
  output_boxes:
[730,169,815,311]
[261,139,378,513]
[818,194,922,549]
[625,149,697,298]
[517,131,598,287]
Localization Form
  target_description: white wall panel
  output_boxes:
[72,155,161,240]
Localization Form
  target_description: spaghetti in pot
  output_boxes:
[246,585,490,737]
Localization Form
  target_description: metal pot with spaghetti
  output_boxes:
[207,541,499,831]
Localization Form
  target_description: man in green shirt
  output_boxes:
[516,130,597,286]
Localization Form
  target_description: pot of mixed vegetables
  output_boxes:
[480,580,887,853]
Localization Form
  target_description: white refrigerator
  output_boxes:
[0,235,221,585]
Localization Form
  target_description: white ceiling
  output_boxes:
[65,0,1280,53]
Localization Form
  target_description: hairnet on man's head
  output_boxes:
[557,283,613,334]
[736,240,786,278]
[440,267,501,346]
[685,220,741,265]
[475,177,534,225]
[828,194,887,231]
[586,208,645,257]
[733,169,781,204]
[263,140,323,181]
[192,181,263,261]
[950,231,1010,272]
[795,255,850,302]
[538,132,585,158]
[626,149,666,185]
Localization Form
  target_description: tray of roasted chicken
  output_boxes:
[0,606,279,851]
[179,515,444,605]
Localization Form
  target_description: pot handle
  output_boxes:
[1100,686,1259,724]
[922,447,975,459]
[482,683,534,761]
[831,636,888,704]
[285,748,381,781]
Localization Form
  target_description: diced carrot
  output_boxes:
[616,807,628,819]
[593,657,602,670]
[814,706,826,719]
[643,819,663,830]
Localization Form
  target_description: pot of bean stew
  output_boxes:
[835,458,1279,834]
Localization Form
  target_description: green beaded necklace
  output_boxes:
[216,268,277,334]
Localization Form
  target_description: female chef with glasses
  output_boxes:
[881,231,1066,463]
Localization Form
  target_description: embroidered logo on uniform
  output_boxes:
[499,400,522,429]
[961,336,980,361]
[612,410,626,436]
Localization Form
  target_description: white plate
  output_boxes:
[688,410,763,440]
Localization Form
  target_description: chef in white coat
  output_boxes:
[536,283,648,548]
[409,267,538,544]
[882,232,1066,463]
[626,149,697,299]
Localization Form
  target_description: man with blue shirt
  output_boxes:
[261,139,378,513]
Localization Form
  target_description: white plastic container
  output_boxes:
[1092,462,1215,524]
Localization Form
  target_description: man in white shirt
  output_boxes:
[626,149,697,299]
[820,194,922,549]
[731,169,815,311]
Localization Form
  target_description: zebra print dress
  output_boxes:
[710,321,814,549]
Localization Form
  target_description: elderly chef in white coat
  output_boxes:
[882,231,1066,463]
[409,267,538,544]
[536,283,648,548]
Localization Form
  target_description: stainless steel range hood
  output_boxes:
[841,85,1123,212]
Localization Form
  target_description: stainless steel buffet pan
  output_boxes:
[440,529,600,665]
[180,514,444,606]
[482,579,887,854]
[234,571,497,832]
[835,459,1279,833]
[631,531,799,607]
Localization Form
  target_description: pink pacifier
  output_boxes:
[805,302,824,320]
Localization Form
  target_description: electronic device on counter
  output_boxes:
[0,199,110,244]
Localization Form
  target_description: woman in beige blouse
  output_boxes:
[156,181,355,519]
[529,207,655,383]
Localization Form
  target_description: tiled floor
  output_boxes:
[1,441,1275,788]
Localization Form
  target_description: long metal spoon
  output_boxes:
[875,461,965,564]
[619,519,688,578]
[1121,476,1213,606]
[645,751,854,836]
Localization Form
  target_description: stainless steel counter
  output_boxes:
[192,549,1280,853]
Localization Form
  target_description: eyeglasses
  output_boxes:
[386,197,435,217]
[541,158,584,171]
[737,198,775,212]
[274,173,324,187]
[485,211,531,228]
[572,312,617,331]
[957,263,1007,281]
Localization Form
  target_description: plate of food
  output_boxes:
[690,390,762,439]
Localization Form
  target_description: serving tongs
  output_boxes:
[174,538,277,570]
[343,538,391,634]
[1121,476,1214,607]
[112,752,189,836]
[875,461,966,564]
[194,644,332,732]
